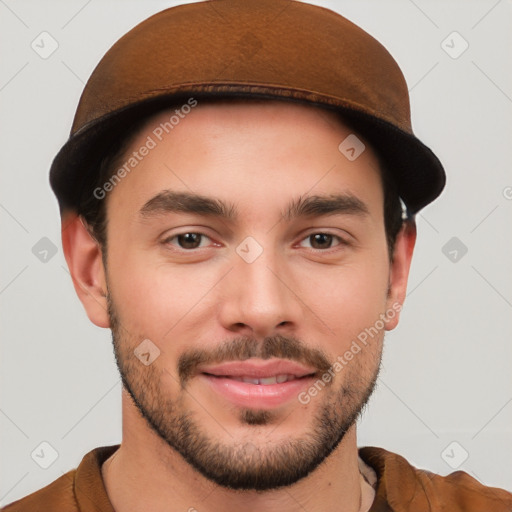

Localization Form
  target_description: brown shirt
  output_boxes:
[2,444,511,511]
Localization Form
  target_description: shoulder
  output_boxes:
[359,446,512,512]
[1,445,118,512]
[0,469,78,512]
[430,469,512,511]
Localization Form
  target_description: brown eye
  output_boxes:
[178,233,202,249]
[310,233,334,249]
[298,232,345,250]
[165,232,210,250]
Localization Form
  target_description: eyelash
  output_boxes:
[162,231,349,253]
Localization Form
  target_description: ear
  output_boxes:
[384,220,417,331]
[61,213,110,328]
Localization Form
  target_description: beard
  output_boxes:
[107,293,382,491]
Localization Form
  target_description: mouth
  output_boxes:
[197,359,318,409]
[205,373,309,385]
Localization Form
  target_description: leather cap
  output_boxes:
[49,0,445,214]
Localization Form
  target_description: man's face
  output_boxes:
[101,100,401,490]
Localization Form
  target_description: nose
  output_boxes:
[218,244,303,339]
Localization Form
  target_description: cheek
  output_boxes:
[106,245,219,341]
[304,257,390,343]
[106,246,171,333]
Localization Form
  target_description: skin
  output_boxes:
[62,100,416,512]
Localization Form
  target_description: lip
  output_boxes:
[197,359,318,409]
[198,359,317,379]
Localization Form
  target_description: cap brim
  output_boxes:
[49,91,445,215]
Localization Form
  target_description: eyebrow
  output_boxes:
[139,191,369,222]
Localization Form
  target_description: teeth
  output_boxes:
[230,374,296,385]
[242,377,260,384]
[259,376,277,385]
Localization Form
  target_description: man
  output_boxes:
[3,0,511,511]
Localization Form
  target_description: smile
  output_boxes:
[204,373,306,385]
[197,359,318,409]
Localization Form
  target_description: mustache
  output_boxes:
[178,334,332,386]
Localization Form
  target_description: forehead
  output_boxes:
[140,99,365,148]
[105,99,384,221]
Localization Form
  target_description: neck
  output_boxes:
[101,390,373,512]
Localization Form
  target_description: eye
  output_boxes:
[298,232,346,250]
[163,232,212,250]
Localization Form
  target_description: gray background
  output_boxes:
[1,0,511,505]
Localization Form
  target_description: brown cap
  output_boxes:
[49,0,445,214]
